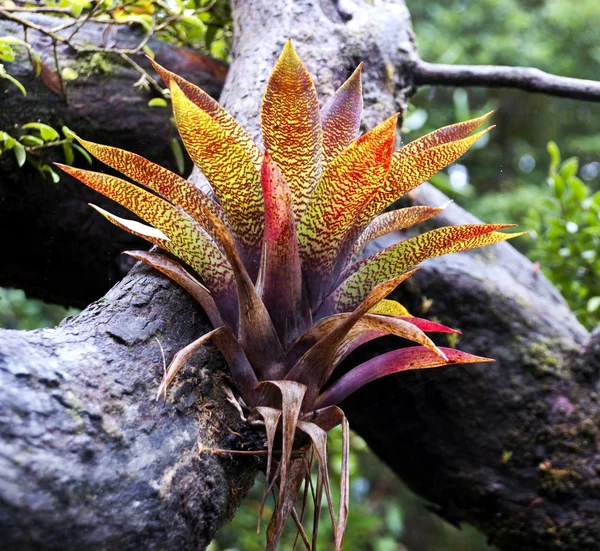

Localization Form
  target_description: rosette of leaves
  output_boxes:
[57,41,522,550]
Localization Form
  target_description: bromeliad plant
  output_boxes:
[58,41,522,550]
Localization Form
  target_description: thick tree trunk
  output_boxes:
[1,1,599,551]
[0,14,226,307]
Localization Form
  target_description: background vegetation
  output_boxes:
[1,0,598,549]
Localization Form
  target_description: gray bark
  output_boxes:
[1,1,600,550]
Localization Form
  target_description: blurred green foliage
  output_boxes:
[525,143,600,329]
[0,288,78,330]
[20,0,233,60]
[405,0,600,234]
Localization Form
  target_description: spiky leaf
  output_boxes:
[351,204,449,258]
[327,225,523,313]
[150,58,262,171]
[353,127,492,234]
[316,347,494,407]
[321,64,363,166]
[171,81,264,264]
[298,115,398,304]
[56,165,236,305]
[260,152,307,346]
[261,40,323,221]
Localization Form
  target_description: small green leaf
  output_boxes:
[547,141,561,171]
[0,64,26,96]
[182,15,207,30]
[142,45,155,59]
[560,157,579,180]
[126,14,152,32]
[19,134,44,147]
[587,296,600,313]
[62,126,77,140]
[0,36,28,46]
[72,143,93,165]
[3,135,16,150]
[550,174,565,198]
[170,138,185,175]
[13,141,26,167]
[568,176,587,201]
[22,122,59,142]
[61,67,79,81]
[42,164,61,184]
[62,142,75,165]
[0,45,15,62]
[32,51,41,77]
[69,0,91,17]
[148,97,168,107]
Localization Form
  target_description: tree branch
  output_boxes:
[0,265,258,551]
[411,59,600,102]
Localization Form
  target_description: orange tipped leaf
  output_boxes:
[170,81,264,266]
[396,111,493,160]
[351,203,450,258]
[150,58,262,171]
[327,224,523,313]
[261,40,323,221]
[75,138,226,241]
[354,127,492,234]
[298,114,398,305]
[56,165,236,302]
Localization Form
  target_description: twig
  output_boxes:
[26,139,71,152]
[4,6,72,14]
[23,27,33,66]
[0,9,68,43]
[411,59,600,103]
[67,0,101,41]
[52,39,68,106]
[132,12,156,54]
[118,51,165,95]
[49,18,81,34]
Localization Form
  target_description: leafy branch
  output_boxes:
[0,0,230,176]
[0,123,91,183]
[0,0,231,96]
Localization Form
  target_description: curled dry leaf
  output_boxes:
[59,39,519,549]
